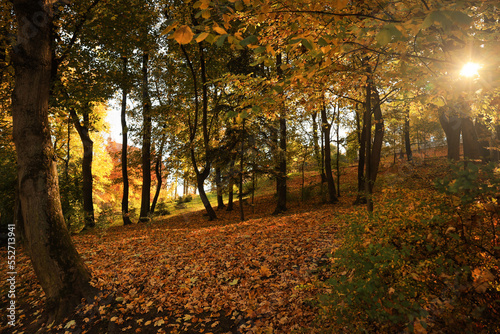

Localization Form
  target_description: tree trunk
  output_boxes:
[139,52,152,222]
[364,78,374,212]
[120,57,132,225]
[69,108,95,229]
[239,120,245,221]
[461,117,482,160]
[320,99,338,204]
[312,111,321,170]
[354,106,367,205]
[273,53,287,215]
[439,108,461,161]
[215,167,225,210]
[370,88,384,185]
[336,107,341,197]
[226,159,235,211]
[12,0,94,323]
[180,40,217,220]
[151,134,166,214]
[404,109,412,161]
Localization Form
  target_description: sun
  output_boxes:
[460,62,481,77]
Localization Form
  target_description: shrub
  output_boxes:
[318,162,500,333]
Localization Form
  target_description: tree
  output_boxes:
[320,97,338,204]
[11,0,94,323]
[120,56,133,225]
[273,53,287,214]
[139,52,152,222]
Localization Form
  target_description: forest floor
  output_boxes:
[1,157,441,334]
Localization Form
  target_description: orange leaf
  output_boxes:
[174,25,194,44]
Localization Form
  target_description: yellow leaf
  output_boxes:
[195,32,210,43]
[173,25,194,44]
[200,0,210,10]
[213,26,227,35]
[202,9,211,19]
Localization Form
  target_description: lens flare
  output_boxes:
[460,62,481,77]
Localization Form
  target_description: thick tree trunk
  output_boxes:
[215,167,225,210]
[320,99,338,204]
[461,117,482,160]
[69,108,95,229]
[151,135,166,214]
[439,109,461,161]
[139,52,152,222]
[404,109,412,161]
[12,0,94,323]
[273,53,287,215]
[120,57,132,225]
[194,159,217,220]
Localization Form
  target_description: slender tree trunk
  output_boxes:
[139,52,152,222]
[320,119,326,201]
[226,159,235,211]
[370,89,384,185]
[12,0,94,323]
[69,108,95,229]
[312,111,321,170]
[120,56,132,225]
[180,40,217,219]
[251,167,255,214]
[215,167,225,209]
[404,109,412,161]
[364,77,373,212]
[336,107,341,197]
[239,120,245,221]
[273,53,287,214]
[151,134,166,214]
[320,98,338,204]
[354,106,367,205]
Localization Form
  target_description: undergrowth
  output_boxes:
[318,161,500,333]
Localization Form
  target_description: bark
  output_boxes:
[354,107,367,205]
[273,53,287,215]
[404,109,412,161]
[226,159,235,211]
[439,109,461,161]
[12,0,94,323]
[120,57,132,225]
[311,111,321,170]
[139,52,152,222]
[239,120,245,222]
[364,78,373,212]
[180,41,216,220]
[69,107,95,229]
[215,167,225,210]
[370,89,384,185]
[461,117,482,160]
[336,108,341,197]
[151,134,166,214]
[320,98,338,204]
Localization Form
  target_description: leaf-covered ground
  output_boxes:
[1,172,355,334]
